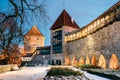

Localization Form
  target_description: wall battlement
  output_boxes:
[65,1,120,42]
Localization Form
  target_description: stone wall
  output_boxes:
[0,64,19,73]
[65,21,120,67]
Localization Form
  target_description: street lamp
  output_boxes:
[42,55,45,65]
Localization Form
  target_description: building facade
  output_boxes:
[22,25,45,63]
[24,25,44,54]
[29,46,51,65]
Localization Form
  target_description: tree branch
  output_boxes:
[0,13,17,24]
[9,0,18,15]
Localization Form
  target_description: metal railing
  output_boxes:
[22,50,38,62]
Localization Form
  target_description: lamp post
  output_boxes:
[42,55,45,66]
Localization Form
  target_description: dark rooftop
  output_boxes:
[50,9,80,30]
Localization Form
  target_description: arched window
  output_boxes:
[65,56,70,65]
[71,56,78,66]
[109,53,119,69]
[98,54,106,68]
[85,55,90,65]
[79,57,85,66]
[91,54,97,66]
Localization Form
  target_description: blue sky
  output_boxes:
[0,0,119,46]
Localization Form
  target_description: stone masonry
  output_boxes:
[65,21,120,67]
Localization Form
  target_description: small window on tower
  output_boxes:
[37,38,39,40]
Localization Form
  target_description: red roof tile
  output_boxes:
[25,25,44,37]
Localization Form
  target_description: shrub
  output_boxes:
[46,67,82,76]
[78,64,101,69]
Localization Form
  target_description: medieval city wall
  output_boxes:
[65,3,120,68]
[65,21,120,67]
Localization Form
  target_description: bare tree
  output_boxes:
[0,0,48,64]
[0,0,48,25]
[0,17,22,64]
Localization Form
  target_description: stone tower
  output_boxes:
[24,25,44,55]
[50,9,80,65]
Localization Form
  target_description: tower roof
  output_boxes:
[25,25,44,37]
[50,9,80,30]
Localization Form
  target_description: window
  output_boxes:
[29,37,30,40]
[37,38,39,40]
[26,46,31,50]
[39,47,51,55]
[52,29,62,54]
[52,41,62,54]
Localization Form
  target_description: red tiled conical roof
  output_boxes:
[50,9,80,30]
[25,25,44,37]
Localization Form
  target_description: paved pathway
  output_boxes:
[0,66,50,80]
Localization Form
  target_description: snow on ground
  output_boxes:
[72,67,111,80]
[0,66,50,80]
[83,71,110,80]
[0,66,112,80]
